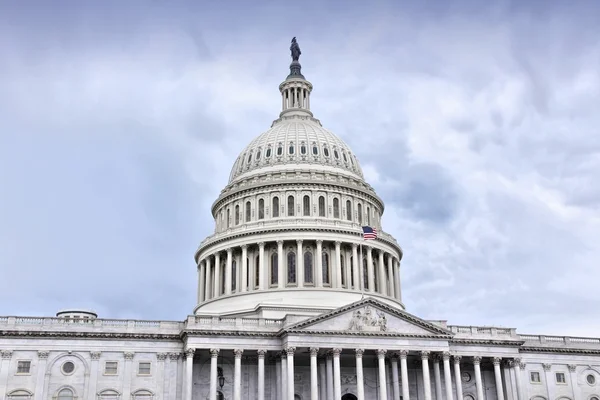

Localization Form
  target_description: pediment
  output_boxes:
[284,298,453,337]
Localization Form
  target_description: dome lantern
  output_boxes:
[279,37,313,118]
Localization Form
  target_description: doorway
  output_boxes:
[342,395,358,400]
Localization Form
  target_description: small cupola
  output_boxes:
[279,37,314,118]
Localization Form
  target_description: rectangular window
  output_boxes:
[556,372,566,384]
[16,360,31,374]
[138,362,151,375]
[530,371,541,383]
[104,361,119,375]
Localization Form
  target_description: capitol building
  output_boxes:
[2,40,600,400]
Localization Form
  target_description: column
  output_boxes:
[234,349,243,400]
[214,252,221,296]
[335,241,342,288]
[235,253,241,292]
[297,240,304,287]
[198,261,205,303]
[352,244,359,290]
[333,348,342,399]
[168,353,180,399]
[35,351,50,400]
[287,347,296,400]
[326,352,334,400]
[356,349,365,400]
[184,348,194,400]
[316,240,323,287]
[209,349,219,400]
[395,258,402,300]
[225,248,233,295]
[391,354,401,400]
[378,349,388,400]
[473,356,484,400]
[366,246,374,291]
[205,256,212,300]
[259,242,266,290]
[277,240,284,289]
[513,360,524,400]
[85,351,100,400]
[453,356,463,400]
[443,352,455,400]
[275,357,282,400]
[310,348,319,400]
[400,350,410,400]
[345,250,352,289]
[156,353,167,400]
[378,251,386,295]
[434,354,443,400]
[281,352,288,400]
[422,351,432,400]
[257,350,266,400]
[494,357,505,400]
[248,250,255,291]
[568,364,578,400]
[241,245,248,292]
[0,351,13,399]
[387,255,394,297]
[319,358,327,400]
[122,352,134,399]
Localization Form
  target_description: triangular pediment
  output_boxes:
[284,298,453,337]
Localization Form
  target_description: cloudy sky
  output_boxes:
[1,0,599,337]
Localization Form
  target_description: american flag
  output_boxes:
[362,226,377,240]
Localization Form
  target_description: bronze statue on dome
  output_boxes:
[290,37,301,62]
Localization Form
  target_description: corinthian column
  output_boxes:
[356,349,365,400]
[281,352,288,400]
[287,347,296,400]
[184,348,195,400]
[400,350,410,400]
[277,240,284,289]
[453,356,463,400]
[36,351,50,400]
[378,250,386,295]
[198,261,205,303]
[387,255,394,296]
[257,350,266,400]
[493,357,505,400]
[310,348,319,400]
[259,242,266,289]
[513,359,523,400]
[214,252,221,296]
[421,351,432,400]
[443,352,454,400]
[378,349,388,400]
[335,241,342,288]
[433,354,443,400]
[209,349,220,400]
[297,239,304,287]
[316,240,324,287]
[366,246,374,291]
[391,353,400,400]
[225,248,233,295]
[234,349,243,400]
[204,256,212,300]
[473,356,484,400]
[85,351,100,400]
[352,243,359,290]
[333,348,342,399]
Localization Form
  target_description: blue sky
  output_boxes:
[1,0,599,336]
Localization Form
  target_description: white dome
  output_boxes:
[228,116,364,184]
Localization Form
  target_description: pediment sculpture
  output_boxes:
[348,306,387,332]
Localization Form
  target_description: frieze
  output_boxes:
[348,306,387,332]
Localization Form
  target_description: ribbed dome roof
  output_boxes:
[228,116,364,184]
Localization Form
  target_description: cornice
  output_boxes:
[182,330,278,338]
[520,346,600,355]
[282,330,453,339]
[196,226,402,262]
[0,330,182,341]
[450,338,526,347]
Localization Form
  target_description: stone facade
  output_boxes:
[2,43,600,400]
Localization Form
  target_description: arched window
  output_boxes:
[304,251,313,284]
[303,195,310,216]
[350,257,355,288]
[357,203,362,224]
[7,390,33,400]
[289,143,294,154]
[271,252,278,286]
[245,201,251,222]
[57,388,74,400]
[333,198,340,218]
[235,205,240,225]
[341,256,346,287]
[367,206,371,225]
[322,252,330,285]
[227,208,231,227]
[373,260,378,292]
[266,147,272,158]
[98,389,120,399]
[132,390,154,399]
[255,255,260,288]
[256,149,262,160]
[220,261,226,294]
[287,251,297,284]
[287,195,295,216]
[301,144,307,154]
[334,149,339,159]
[318,196,325,217]
[312,145,319,155]
[277,145,283,156]
[346,200,352,221]
[247,152,253,163]
[272,197,280,217]
[217,392,225,400]
[363,258,368,290]
[323,147,330,157]
[258,199,265,219]
[232,260,237,292]
[342,152,348,162]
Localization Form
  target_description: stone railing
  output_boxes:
[448,325,519,338]
[0,316,184,335]
[519,334,600,347]
[186,315,285,332]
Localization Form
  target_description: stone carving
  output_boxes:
[442,352,451,361]
[290,37,301,61]
[156,353,168,361]
[169,352,181,361]
[342,374,357,384]
[0,350,13,359]
[294,373,302,383]
[377,349,387,357]
[348,306,387,332]
[332,348,342,356]
[90,351,101,360]
[355,348,364,357]
[210,349,220,358]
[38,351,50,359]
[421,351,430,360]
[309,347,319,356]
[568,364,577,372]
[185,348,195,358]
[257,349,267,358]
[124,352,135,360]
[472,356,482,364]
[492,357,502,365]
[543,363,552,371]
[286,347,296,356]
[234,349,244,358]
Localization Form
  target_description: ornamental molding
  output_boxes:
[38,351,50,359]
[1,350,13,359]
[124,352,135,360]
[519,347,600,355]
[543,363,552,371]
[169,352,181,361]
[90,351,102,360]
[156,353,168,361]
[0,330,181,341]
[568,364,577,372]
[348,306,388,332]
[450,338,525,347]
